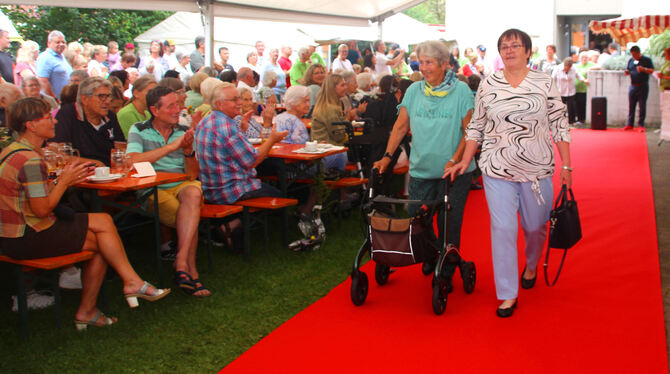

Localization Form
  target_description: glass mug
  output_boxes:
[110,149,126,175]
[58,143,80,164]
[43,148,64,180]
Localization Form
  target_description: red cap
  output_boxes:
[125,42,135,49]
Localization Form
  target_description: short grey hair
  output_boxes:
[262,71,277,87]
[21,75,40,89]
[283,85,310,110]
[340,71,356,84]
[77,76,112,106]
[211,82,236,106]
[200,77,224,105]
[237,86,252,99]
[415,40,450,65]
[298,47,310,58]
[338,44,348,52]
[356,72,373,90]
[48,30,65,42]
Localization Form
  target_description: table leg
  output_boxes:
[243,207,250,261]
[152,187,163,288]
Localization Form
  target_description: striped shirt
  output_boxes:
[126,118,189,190]
[195,110,260,204]
[0,141,55,238]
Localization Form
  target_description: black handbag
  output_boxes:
[544,184,582,286]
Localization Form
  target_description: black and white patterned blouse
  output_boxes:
[465,70,570,186]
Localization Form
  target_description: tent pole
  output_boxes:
[378,21,383,40]
[198,0,215,68]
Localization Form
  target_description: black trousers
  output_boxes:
[561,95,577,124]
[575,92,587,122]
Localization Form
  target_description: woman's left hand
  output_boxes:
[560,168,572,188]
[240,110,253,133]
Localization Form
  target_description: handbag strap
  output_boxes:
[543,241,568,287]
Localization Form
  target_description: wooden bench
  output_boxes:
[234,197,298,259]
[199,204,243,271]
[0,251,95,338]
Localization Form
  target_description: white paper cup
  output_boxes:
[305,141,317,152]
[94,167,110,178]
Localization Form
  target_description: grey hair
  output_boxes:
[200,77,224,105]
[337,44,348,52]
[283,85,310,110]
[237,86,252,98]
[356,72,373,90]
[70,69,89,81]
[262,71,277,87]
[211,82,236,106]
[21,75,40,89]
[77,76,112,106]
[298,47,310,57]
[340,71,356,84]
[48,30,65,42]
[415,40,450,65]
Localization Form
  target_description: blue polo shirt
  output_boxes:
[36,49,72,98]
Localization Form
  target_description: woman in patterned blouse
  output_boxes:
[446,29,573,318]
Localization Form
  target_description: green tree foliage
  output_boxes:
[402,0,445,25]
[3,6,172,48]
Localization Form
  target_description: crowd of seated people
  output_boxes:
[0,31,485,322]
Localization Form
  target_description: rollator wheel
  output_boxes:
[374,263,391,285]
[422,259,435,275]
[431,276,448,315]
[460,261,476,294]
[350,271,369,306]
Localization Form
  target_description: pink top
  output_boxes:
[14,62,35,87]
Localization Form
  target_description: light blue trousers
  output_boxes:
[482,176,553,300]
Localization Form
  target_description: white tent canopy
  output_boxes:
[0,10,23,41]
[135,11,445,68]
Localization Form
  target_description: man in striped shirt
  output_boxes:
[126,86,210,297]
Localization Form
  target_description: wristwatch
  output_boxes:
[383,152,393,159]
[184,150,196,158]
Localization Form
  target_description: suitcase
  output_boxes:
[591,96,607,130]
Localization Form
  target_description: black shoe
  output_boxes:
[520,266,537,289]
[496,300,517,318]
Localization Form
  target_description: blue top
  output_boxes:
[275,112,309,144]
[36,49,72,98]
[398,80,475,179]
[261,62,287,96]
[626,55,654,86]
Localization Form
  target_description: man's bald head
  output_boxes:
[237,67,255,86]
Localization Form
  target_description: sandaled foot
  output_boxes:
[174,271,196,294]
[191,278,212,297]
[74,310,117,331]
[124,281,171,308]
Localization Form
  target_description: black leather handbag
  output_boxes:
[544,184,582,286]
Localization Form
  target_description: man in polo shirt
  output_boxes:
[623,45,655,132]
[373,40,404,77]
[126,86,209,297]
[36,30,72,99]
[289,47,310,86]
[52,77,124,166]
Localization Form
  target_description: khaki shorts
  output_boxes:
[146,180,203,228]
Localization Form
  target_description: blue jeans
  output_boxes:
[237,182,281,201]
[628,84,649,127]
[408,172,471,249]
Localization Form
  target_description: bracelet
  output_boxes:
[448,159,457,164]
[383,152,393,159]
[562,165,573,171]
[184,150,195,158]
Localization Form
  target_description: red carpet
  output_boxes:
[222,129,668,373]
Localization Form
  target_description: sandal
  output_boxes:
[173,271,196,294]
[217,221,242,251]
[74,310,117,331]
[191,278,211,298]
[124,281,171,308]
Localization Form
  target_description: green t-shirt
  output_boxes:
[661,61,670,90]
[310,52,325,66]
[117,103,151,138]
[289,61,309,86]
[398,80,475,179]
[575,61,595,93]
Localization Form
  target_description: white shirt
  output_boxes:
[552,65,584,97]
[238,80,260,102]
[164,53,179,70]
[87,60,106,77]
[331,57,353,72]
[375,52,392,76]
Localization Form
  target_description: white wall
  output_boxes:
[444,0,555,57]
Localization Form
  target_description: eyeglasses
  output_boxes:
[92,93,112,101]
[221,96,241,102]
[32,113,52,122]
[500,44,524,52]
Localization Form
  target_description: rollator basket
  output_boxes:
[367,212,437,267]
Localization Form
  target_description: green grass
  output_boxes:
[0,210,368,373]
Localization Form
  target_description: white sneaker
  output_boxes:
[59,266,82,290]
[11,290,55,312]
